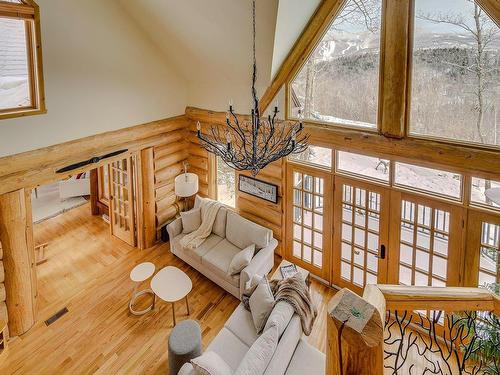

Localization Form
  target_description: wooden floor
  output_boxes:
[0,203,335,374]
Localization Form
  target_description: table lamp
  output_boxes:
[175,162,199,212]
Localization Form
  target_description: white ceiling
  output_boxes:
[117,0,320,111]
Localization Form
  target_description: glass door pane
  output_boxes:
[333,176,389,295]
[286,165,332,280]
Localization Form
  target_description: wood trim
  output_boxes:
[89,169,99,216]
[0,2,34,17]
[477,0,500,28]
[259,0,347,113]
[186,107,500,179]
[377,285,498,313]
[378,0,411,138]
[139,148,156,249]
[0,116,189,195]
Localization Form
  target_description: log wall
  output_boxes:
[0,241,7,338]
[152,123,191,237]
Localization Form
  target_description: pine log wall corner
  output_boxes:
[0,242,7,339]
[186,108,285,256]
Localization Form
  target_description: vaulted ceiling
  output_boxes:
[118,0,320,111]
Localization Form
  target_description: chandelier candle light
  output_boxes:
[196,0,308,177]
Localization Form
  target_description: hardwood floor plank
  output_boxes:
[1,203,331,374]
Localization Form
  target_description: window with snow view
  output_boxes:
[409,0,500,147]
[0,0,44,119]
[289,0,382,130]
[216,156,235,208]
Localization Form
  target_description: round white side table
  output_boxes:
[129,262,155,316]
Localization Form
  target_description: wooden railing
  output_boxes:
[326,285,500,375]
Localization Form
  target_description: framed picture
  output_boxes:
[238,175,278,204]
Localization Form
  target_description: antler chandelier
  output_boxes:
[196,0,308,177]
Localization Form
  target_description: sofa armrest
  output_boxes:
[167,217,183,241]
[239,238,277,299]
[178,362,196,375]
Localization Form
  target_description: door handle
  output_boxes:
[376,244,386,259]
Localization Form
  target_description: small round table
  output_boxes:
[129,262,155,316]
[151,266,192,326]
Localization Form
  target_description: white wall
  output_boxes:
[0,0,187,157]
[119,0,278,113]
[271,0,321,80]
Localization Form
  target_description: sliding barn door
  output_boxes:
[286,164,333,280]
[108,157,136,246]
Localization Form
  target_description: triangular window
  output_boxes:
[289,0,383,130]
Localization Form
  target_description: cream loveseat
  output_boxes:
[167,196,278,299]
[178,303,326,375]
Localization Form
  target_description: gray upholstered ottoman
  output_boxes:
[168,320,202,375]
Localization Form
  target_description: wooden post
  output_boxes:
[140,148,156,249]
[0,189,37,336]
[89,168,100,215]
[326,288,384,375]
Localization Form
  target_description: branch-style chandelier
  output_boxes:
[196,0,308,177]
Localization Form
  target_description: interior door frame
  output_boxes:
[285,162,333,281]
[108,156,136,247]
[387,190,466,286]
[332,175,391,294]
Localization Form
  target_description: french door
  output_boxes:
[332,176,390,294]
[286,164,332,280]
[464,210,500,289]
[108,157,136,246]
[387,192,465,287]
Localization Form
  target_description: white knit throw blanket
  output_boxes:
[180,199,222,249]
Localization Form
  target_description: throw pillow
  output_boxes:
[227,244,255,276]
[191,351,233,375]
[235,325,279,375]
[249,279,275,333]
[244,274,264,294]
[263,301,294,338]
[181,208,201,234]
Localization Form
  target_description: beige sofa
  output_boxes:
[178,303,326,375]
[167,197,278,299]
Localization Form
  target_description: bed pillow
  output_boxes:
[249,279,275,333]
[191,351,233,375]
[228,244,255,276]
[181,208,202,234]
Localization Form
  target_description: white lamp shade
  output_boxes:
[175,173,199,197]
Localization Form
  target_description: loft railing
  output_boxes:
[326,285,500,375]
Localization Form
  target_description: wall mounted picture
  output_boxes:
[238,175,278,204]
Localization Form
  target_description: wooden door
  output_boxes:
[463,209,500,289]
[108,157,136,246]
[286,164,333,280]
[332,176,390,294]
[387,192,465,287]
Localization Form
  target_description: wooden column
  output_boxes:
[140,148,156,249]
[326,288,384,375]
[89,169,100,216]
[378,0,412,138]
[0,189,37,336]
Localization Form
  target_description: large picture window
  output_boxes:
[409,0,500,147]
[289,0,382,130]
[0,0,44,119]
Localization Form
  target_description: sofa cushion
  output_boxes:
[284,339,326,375]
[224,304,260,347]
[226,211,271,250]
[207,327,249,372]
[235,325,279,375]
[228,244,255,276]
[181,208,202,234]
[202,239,242,287]
[188,234,224,263]
[191,351,233,375]
[195,196,227,238]
[249,279,275,333]
[264,316,301,375]
[263,301,294,339]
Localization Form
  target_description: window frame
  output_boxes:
[284,0,500,151]
[0,0,45,120]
